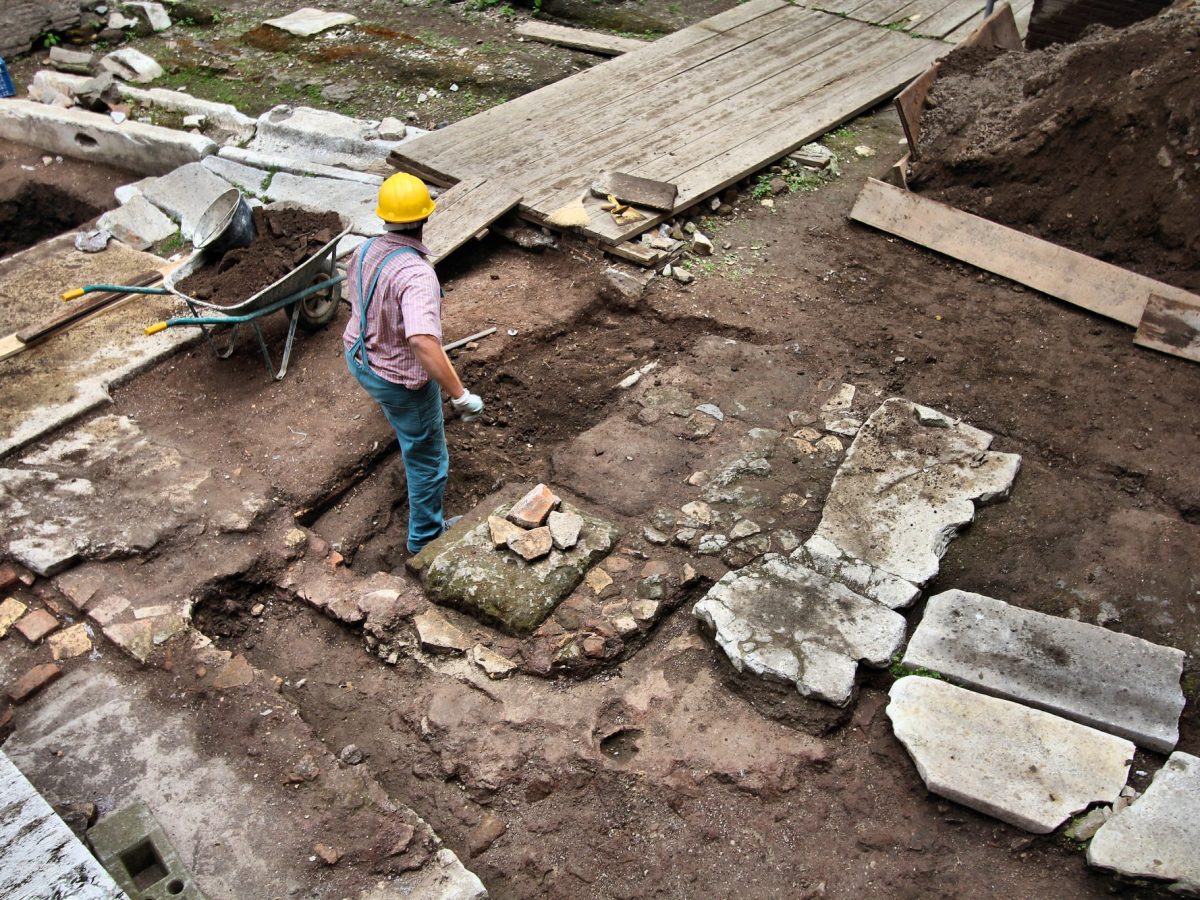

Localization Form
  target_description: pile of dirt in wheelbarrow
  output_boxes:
[908,3,1199,291]
[177,207,344,304]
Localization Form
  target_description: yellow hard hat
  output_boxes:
[376,173,436,224]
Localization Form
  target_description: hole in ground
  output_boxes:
[599,727,643,764]
[0,181,107,258]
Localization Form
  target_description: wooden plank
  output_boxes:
[849,178,1199,327]
[423,177,522,266]
[394,0,794,175]
[957,0,1023,49]
[590,173,679,212]
[16,270,162,344]
[1135,294,1200,363]
[515,21,650,56]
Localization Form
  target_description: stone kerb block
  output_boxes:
[887,677,1134,834]
[903,589,1186,752]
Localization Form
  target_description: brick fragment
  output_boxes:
[48,623,92,660]
[15,608,60,643]
[0,597,28,637]
[8,664,63,703]
[0,563,19,593]
[506,484,561,529]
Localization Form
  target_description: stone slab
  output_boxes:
[264,172,382,236]
[263,8,359,36]
[201,155,272,197]
[98,47,165,83]
[0,750,124,899]
[692,554,906,706]
[904,589,1186,752]
[123,1,172,32]
[0,0,79,59]
[887,676,1134,834]
[99,193,178,251]
[130,161,236,241]
[1087,752,1200,895]
[0,100,215,176]
[218,146,386,186]
[792,533,920,609]
[808,398,1021,587]
[248,105,402,174]
[410,499,619,634]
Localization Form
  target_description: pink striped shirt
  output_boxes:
[342,233,442,389]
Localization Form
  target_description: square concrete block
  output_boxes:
[87,800,205,899]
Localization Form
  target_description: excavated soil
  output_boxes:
[910,5,1200,291]
[177,208,344,304]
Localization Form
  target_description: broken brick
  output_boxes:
[8,663,63,703]
[48,624,92,660]
[313,843,340,865]
[488,515,525,549]
[0,563,19,593]
[15,608,60,644]
[0,597,28,637]
[507,526,553,562]
[506,484,561,529]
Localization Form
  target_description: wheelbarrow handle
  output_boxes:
[63,284,170,302]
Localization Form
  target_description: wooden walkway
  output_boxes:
[392,0,1010,247]
[810,0,1034,41]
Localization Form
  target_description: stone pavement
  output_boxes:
[903,589,1186,752]
[887,676,1134,834]
[1087,751,1200,895]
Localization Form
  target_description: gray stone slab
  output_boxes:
[265,172,382,236]
[0,751,124,899]
[692,554,907,706]
[409,499,620,634]
[0,99,214,176]
[201,155,272,197]
[98,47,164,83]
[99,192,178,250]
[887,676,1134,834]
[263,8,358,36]
[792,532,920,609]
[249,105,401,174]
[1087,752,1200,895]
[135,161,235,241]
[808,398,1021,587]
[904,589,1186,752]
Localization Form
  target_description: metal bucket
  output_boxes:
[193,188,256,254]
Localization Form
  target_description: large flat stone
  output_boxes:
[1087,752,1200,895]
[904,589,1186,752]
[808,398,1021,587]
[128,161,235,241]
[0,100,214,176]
[410,500,619,634]
[263,8,359,36]
[887,676,1134,834]
[692,555,906,706]
[248,105,402,174]
[264,172,382,236]
[99,193,178,251]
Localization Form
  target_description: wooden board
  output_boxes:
[423,177,523,266]
[515,20,650,56]
[1135,293,1200,363]
[849,178,1199,327]
[394,1,950,250]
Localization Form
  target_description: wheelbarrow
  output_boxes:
[142,199,352,380]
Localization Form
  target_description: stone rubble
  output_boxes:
[507,483,561,529]
[1087,751,1199,894]
[98,47,164,83]
[469,643,518,679]
[903,589,1186,752]
[487,515,524,549]
[413,609,472,655]
[693,554,906,706]
[547,510,583,551]
[507,526,553,562]
[98,193,178,250]
[887,677,1134,834]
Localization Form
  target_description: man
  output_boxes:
[343,173,484,554]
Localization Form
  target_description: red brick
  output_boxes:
[0,563,18,592]
[14,608,59,643]
[506,484,561,529]
[8,664,63,704]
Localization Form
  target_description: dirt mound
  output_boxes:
[178,207,343,305]
[909,4,1199,291]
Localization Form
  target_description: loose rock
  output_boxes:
[547,510,583,551]
[507,483,561,529]
[508,526,554,562]
[413,609,472,654]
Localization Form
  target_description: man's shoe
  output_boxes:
[444,515,463,532]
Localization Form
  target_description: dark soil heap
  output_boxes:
[178,207,344,305]
[910,4,1199,291]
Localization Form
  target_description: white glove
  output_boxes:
[451,390,484,422]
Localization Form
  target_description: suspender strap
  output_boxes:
[351,240,420,370]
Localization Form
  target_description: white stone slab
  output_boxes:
[904,589,1186,752]
[809,398,1021,586]
[0,751,124,899]
[219,145,384,185]
[134,161,236,241]
[887,677,1134,834]
[99,192,178,250]
[263,7,358,37]
[792,532,920,609]
[98,47,164,83]
[123,1,172,31]
[248,105,403,173]
[693,554,906,706]
[202,155,272,197]
[1088,752,1200,895]
[265,172,382,236]
[0,99,214,176]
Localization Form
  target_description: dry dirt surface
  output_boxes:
[910,3,1200,290]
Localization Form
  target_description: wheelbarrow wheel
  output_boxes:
[298,277,340,333]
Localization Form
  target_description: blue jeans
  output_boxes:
[346,350,448,553]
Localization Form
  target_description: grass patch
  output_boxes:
[889,654,944,680]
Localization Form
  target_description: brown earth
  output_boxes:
[177,207,344,304]
[910,3,1200,291]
